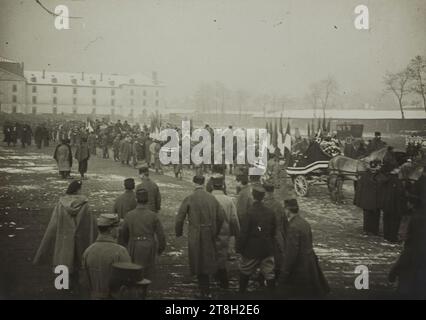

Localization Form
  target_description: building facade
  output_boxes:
[0,58,165,118]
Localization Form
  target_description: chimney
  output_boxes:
[42,69,45,79]
[152,71,158,84]
[100,73,103,81]
[81,72,85,81]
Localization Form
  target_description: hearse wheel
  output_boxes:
[294,175,309,197]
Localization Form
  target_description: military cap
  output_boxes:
[252,185,266,194]
[263,179,275,192]
[110,262,143,288]
[66,180,82,195]
[211,175,224,187]
[124,178,135,190]
[138,165,149,174]
[97,213,120,227]
[193,175,205,185]
[284,198,299,209]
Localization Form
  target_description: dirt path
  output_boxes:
[0,144,401,299]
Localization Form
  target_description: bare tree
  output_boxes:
[384,70,410,119]
[318,76,338,119]
[306,83,321,118]
[407,55,426,113]
[308,76,337,119]
[235,89,250,120]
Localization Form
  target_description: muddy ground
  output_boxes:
[0,143,401,299]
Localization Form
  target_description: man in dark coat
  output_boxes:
[136,166,161,213]
[389,195,426,299]
[81,214,131,299]
[367,131,386,154]
[42,124,50,147]
[235,174,253,223]
[75,137,90,179]
[113,178,137,219]
[21,123,32,147]
[120,188,166,280]
[34,124,44,149]
[263,180,288,279]
[354,165,381,235]
[175,175,225,298]
[278,199,330,298]
[237,185,277,294]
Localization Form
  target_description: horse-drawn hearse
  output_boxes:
[287,140,337,197]
[287,137,423,199]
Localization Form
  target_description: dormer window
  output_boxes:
[109,80,115,86]
[71,79,77,85]
[31,77,36,82]
[90,80,96,86]
[51,78,57,84]
[129,79,135,84]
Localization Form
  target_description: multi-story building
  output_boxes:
[0,57,165,118]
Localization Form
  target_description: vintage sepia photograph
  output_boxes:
[0,0,425,302]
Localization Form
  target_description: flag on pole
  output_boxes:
[326,118,331,133]
[322,117,327,132]
[86,118,94,133]
[307,122,311,138]
[272,119,278,148]
[284,121,291,154]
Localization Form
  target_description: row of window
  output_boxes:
[8,106,140,116]
[15,84,160,98]
[29,96,159,107]
[29,77,140,86]
[27,85,158,96]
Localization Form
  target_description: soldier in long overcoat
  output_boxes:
[54,139,73,179]
[354,166,381,235]
[136,166,161,213]
[120,189,166,279]
[175,175,225,298]
[34,180,98,289]
[279,199,330,298]
[211,176,239,289]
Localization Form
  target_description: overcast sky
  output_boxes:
[1,0,425,101]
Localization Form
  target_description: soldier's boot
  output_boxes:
[266,279,276,292]
[239,273,250,294]
[216,269,229,289]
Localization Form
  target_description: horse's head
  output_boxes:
[361,147,388,164]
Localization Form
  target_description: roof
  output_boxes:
[23,70,164,88]
[252,109,426,120]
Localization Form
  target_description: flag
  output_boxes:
[317,117,322,133]
[284,121,291,154]
[272,119,278,147]
[279,113,284,137]
[322,117,327,132]
[326,118,331,133]
[86,118,94,133]
[307,122,311,137]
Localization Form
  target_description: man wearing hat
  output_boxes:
[113,178,137,219]
[53,138,73,179]
[136,165,161,213]
[279,198,329,298]
[120,188,166,279]
[235,169,253,223]
[34,180,97,291]
[210,175,240,289]
[263,180,288,279]
[175,175,225,298]
[237,185,277,294]
[81,214,131,299]
[367,131,386,154]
